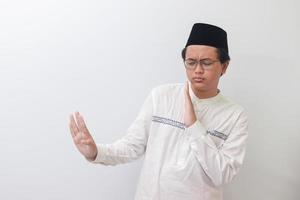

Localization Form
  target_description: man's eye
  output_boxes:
[202,60,213,65]
[186,60,196,65]
[187,61,196,65]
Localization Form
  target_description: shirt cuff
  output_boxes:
[85,144,109,165]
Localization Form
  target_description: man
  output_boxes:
[69,23,249,200]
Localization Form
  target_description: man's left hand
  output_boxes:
[184,81,197,128]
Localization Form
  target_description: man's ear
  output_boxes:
[220,61,229,76]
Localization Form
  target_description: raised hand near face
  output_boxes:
[184,81,197,128]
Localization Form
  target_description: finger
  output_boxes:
[186,80,189,91]
[186,81,192,99]
[70,114,79,136]
[69,122,76,138]
[75,112,90,135]
[70,114,79,130]
[184,81,192,103]
[73,134,80,144]
[75,112,84,130]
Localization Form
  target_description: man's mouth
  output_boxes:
[193,77,204,82]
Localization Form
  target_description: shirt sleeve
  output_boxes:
[86,88,154,166]
[185,109,249,187]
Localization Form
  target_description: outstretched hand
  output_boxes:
[184,81,197,128]
[69,111,97,161]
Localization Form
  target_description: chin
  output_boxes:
[191,82,207,91]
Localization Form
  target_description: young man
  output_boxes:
[69,23,249,200]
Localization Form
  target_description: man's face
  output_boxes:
[184,45,228,94]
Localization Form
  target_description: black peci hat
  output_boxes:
[185,23,229,53]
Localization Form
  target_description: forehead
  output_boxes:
[186,45,218,59]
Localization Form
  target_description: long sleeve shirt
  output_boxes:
[88,81,249,200]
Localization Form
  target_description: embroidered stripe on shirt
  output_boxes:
[207,130,228,140]
[152,115,186,130]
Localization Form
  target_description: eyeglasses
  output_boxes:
[183,58,220,70]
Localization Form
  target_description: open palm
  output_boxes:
[69,112,97,160]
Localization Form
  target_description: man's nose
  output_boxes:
[194,63,204,73]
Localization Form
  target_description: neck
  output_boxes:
[191,85,219,99]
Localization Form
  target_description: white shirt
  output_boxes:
[88,82,249,200]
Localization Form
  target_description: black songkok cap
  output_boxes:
[185,23,229,53]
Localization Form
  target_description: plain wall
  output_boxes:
[0,0,299,199]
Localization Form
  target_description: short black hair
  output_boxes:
[181,47,230,64]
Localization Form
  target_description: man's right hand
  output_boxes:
[69,111,98,161]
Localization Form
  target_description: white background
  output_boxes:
[0,0,299,199]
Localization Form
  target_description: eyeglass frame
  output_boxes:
[183,58,220,70]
